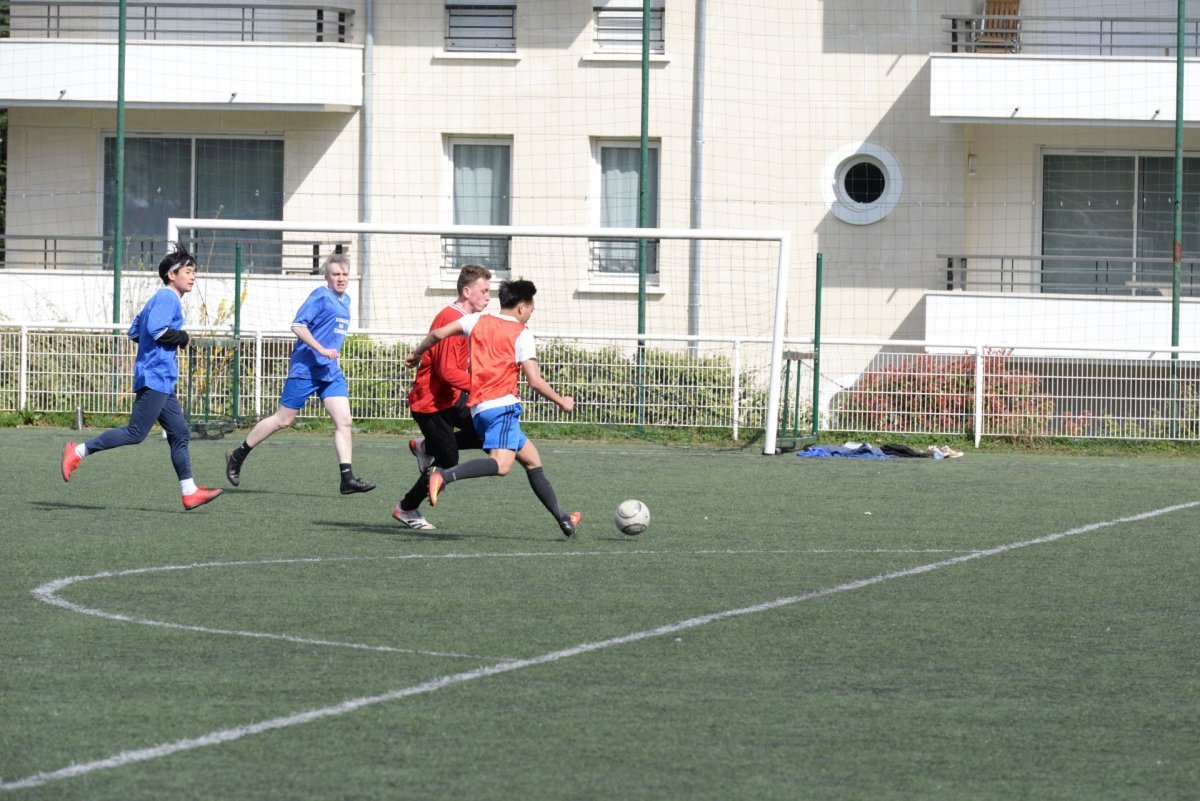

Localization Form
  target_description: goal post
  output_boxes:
[166,218,794,451]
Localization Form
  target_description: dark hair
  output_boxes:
[158,242,197,284]
[498,278,536,309]
[457,263,492,293]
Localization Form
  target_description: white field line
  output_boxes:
[31,558,497,661]
[5,502,1196,793]
[29,549,974,660]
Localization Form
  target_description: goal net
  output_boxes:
[165,218,798,450]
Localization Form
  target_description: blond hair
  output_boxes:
[323,252,351,275]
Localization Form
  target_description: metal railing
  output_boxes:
[10,324,1200,444]
[0,234,353,274]
[2,1,355,43]
[937,253,1200,297]
[0,325,774,438]
[820,339,1200,444]
[942,14,1200,56]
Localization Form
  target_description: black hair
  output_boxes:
[498,278,536,309]
[158,242,197,284]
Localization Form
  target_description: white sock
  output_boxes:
[180,478,198,495]
[75,443,87,458]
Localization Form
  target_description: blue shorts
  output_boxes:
[279,374,348,410]
[472,403,528,453]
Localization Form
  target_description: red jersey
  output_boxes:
[407,303,472,414]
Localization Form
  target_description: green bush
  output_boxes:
[832,350,1054,439]
[535,340,767,429]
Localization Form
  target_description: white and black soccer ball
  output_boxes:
[614,499,650,536]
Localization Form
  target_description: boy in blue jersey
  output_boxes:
[224,253,375,495]
[60,243,223,510]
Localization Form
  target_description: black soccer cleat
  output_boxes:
[225,450,242,487]
[559,511,581,538]
[340,476,376,495]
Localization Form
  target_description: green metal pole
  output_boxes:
[811,253,823,440]
[1171,0,1185,436]
[232,244,242,423]
[635,0,652,427]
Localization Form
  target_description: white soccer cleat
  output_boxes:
[409,438,435,474]
[393,504,436,530]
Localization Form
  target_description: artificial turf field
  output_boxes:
[2,426,1198,800]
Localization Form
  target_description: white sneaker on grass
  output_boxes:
[393,504,436,530]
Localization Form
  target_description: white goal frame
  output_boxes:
[168,218,793,454]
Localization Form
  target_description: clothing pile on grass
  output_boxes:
[796,442,963,460]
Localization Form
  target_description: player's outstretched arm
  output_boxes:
[405,320,466,367]
[521,359,574,413]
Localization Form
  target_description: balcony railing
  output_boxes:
[938,253,1200,297]
[1,1,356,44]
[942,14,1200,56]
[0,234,352,274]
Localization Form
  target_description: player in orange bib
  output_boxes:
[403,279,581,537]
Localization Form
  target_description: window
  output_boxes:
[103,137,284,272]
[593,141,659,276]
[446,139,511,273]
[594,0,664,54]
[446,1,515,52]
[822,142,903,226]
[1042,153,1200,296]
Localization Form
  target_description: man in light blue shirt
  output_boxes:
[224,253,374,495]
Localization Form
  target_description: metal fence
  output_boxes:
[818,340,1200,444]
[941,13,1200,56]
[937,253,1200,297]
[0,233,354,274]
[8,324,1200,444]
[0,325,776,438]
[2,1,356,43]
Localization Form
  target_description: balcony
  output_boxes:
[0,1,362,111]
[931,13,1200,125]
[926,253,1200,357]
[937,253,1200,297]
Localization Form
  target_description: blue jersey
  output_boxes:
[127,287,185,393]
[288,286,351,381]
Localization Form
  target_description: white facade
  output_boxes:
[2,0,1199,354]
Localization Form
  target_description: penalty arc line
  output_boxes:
[3,500,1196,793]
[28,550,974,661]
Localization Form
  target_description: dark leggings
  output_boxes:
[399,403,482,510]
[85,388,192,480]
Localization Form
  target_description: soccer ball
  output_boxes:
[615,499,650,536]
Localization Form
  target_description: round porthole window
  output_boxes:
[822,142,903,225]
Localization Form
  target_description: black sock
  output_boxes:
[340,463,354,480]
[526,466,565,520]
[399,473,428,512]
[441,457,499,484]
[231,440,253,463]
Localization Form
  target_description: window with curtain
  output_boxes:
[594,142,659,275]
[1042,153,1200,296]
[446,1,516,52]
[447,139,512,273]
[103,136,283,273]
[594,0,665,54]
